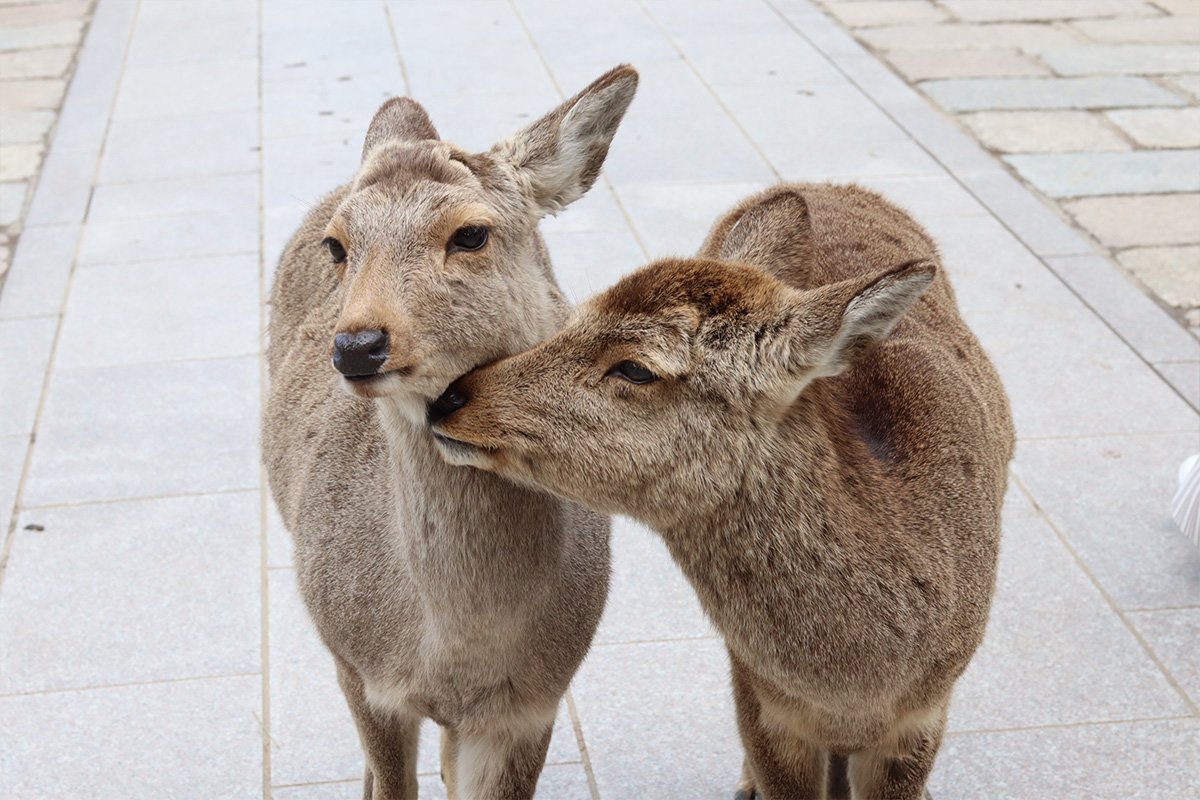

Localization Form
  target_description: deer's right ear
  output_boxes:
[362,97,439,163]
[716,190,813,271]
[493,65,638,215]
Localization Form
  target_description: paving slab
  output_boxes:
[887,48,1051,80]
[1070,15,1200,42]
[1032,43,1200,76]
[1119,245,1200,308]
[1063,193,1200,248]
[1004,149,1200,197]
[1106,107,1200,147]
[921,76,1187,113]
[940,0,1160,22]
[960,110,1131,153]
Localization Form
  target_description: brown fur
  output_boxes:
[262,66,638,800]
[431,184,1015,799]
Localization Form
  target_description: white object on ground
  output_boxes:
[1173,453,1200,548]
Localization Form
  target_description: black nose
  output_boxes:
[333,330,390,378]
[428,384,469,424]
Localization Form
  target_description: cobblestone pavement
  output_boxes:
[0,1,1198,798]
[810,0,1200,328]
[0,0,95,287]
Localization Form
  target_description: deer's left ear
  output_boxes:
[773,260,936,386]
[492,65,638,214]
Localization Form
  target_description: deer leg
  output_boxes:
[456,714,555,800]
[734,755,758,799]
[440,725,460,800]
[729,652,823,799]
[827,752,851,799]
[334,656,420,800]
[848,711,946,800]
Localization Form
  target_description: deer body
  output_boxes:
[431,184,1015,799]
[263,67,638,799]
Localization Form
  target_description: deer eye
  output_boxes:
[322,237,347,264]
[448,225,489,254]
[606,360,658,385]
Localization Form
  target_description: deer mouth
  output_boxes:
[339,367,413,398]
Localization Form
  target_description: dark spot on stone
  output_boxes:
[24,524,44,531]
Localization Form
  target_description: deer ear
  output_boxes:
[362,97,439,162]
[493,64,638,214]
[774,260,936,389]
[713,190,814,273]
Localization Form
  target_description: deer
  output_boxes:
[261,65,638,800]
[427,183,1016,799]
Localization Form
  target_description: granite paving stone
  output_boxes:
[0,78,66,108]
[1106,107,1200,147]
[0,45,73,78]
[1033,43,1200,76]
[87,172,260,222]
[0,493,260,694]
[1004,150,1200,197]
[0,316,56,437]
[1118,245,1200,308]
[1013,433,1200,611]
[1046,254,1200,364]
[0,109,56,144]
[947,513,1189,734]
[0,180,26,225]
[960,110,1131,153]
[886,48,1050,80]
[1071,15,1200,42]
[21,355,261,506]
[97,110,260,184]
[0,222,80,319]
[857,22,1081,51]
[1063,194,1200,248]
[0,676,263,800]
[929,719,1200,799]
[1128,607,1200,705]
[77,209,260,266]
[55,254,260,369]
[0,434,27,523]
[821,0,949,27]
[0,18,83,50]
[0,143,43,181]
[940,0,1160,22]
[113,58,259,120]
[1167,73,1200,99]
[1156,361,1200,407]
[0,0,91,27]
[921,76,1187,113]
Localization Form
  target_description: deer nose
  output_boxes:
[332,330,390,378]
[427,384,469,425]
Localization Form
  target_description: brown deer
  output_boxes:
[262,66,638,799]
[428,184,1015,799]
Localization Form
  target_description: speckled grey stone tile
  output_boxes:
[1046,255,1200,365]
[716,83,915,148]
[967,307,1198,439]
[956,169,1095,258]
[541,228,647,305]
[261,131,356,209]
[611,180,770,257]
[273,782,362,800]
[22,143,99,227]
[1014,433,1200,610]
[1156,361,1199,410]
[22,356,260,506]
[414,762,591,799]
[77,209,259,266]
[921,76,1186,113]
[125,0,257,68]
[88,172,260,222]
[929,719,1200,799]
[0,223,81,319]
[98,111,260,184]
[0,493,260,694]
[0,675,262,799]
[1128,607,1200,707]
[114,59,259,121]
[56,254,260,369]
[854,175,992,221]
[269,569,362,786]
[0,316,57,437]
[675,31,847,87]
[595,515,717,645]
[947,514,1189,734]
[0,435,28,524]
[262,72,401,141]
[572,638,742,798]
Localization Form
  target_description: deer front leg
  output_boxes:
[441,725,460,800]
[729,651,824,799]
[334,656,420,800]
[848,709,946,800]
[456,713,555,800]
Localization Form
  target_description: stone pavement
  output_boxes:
[811,0,1200,329]
[0,0,1197,798]
[0,0,95,288]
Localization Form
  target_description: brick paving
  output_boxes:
[0,0,94,287]
[0,1,1197,798]
[816,0,1200,328]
